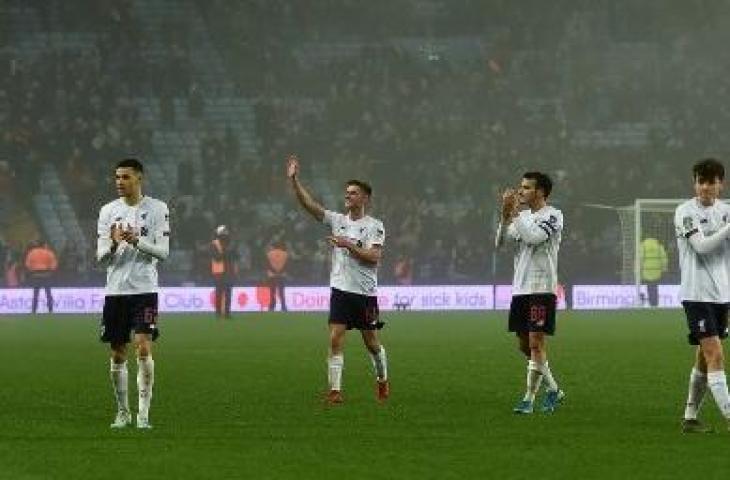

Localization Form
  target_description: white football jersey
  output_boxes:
[675,198,730,303]
[504,206,563,296]
[96,196,170,295]
[323,210,385,296]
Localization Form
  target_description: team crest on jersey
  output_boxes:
[141,212,147,220]
[549,215,557,223]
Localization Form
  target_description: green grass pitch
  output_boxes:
[0,310,727,479]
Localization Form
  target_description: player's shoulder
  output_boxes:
[144,196,168,211]
[675,199,696,216]
[99,198,123,214]
[539,205,563,222]
[365,215,384,227]
[324,209,345,223]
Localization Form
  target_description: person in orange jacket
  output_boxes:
[24,239,58,314]
[266,241,288,312]
[211,225,238,318]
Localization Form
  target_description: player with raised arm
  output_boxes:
[675,159,730,433]
[286,154,389,405]
[495,172,565,414]
[97,158,170,429]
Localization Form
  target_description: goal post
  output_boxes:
[602,199,684,306]
[632,199,682,299]
[589,198,729,307]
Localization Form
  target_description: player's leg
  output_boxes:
[699,336,730,420]
[510,296,536,413]
[682,346,711,433]
[361,329,389,402]
[517,332,530,358]
[134,333,155,428]
[532,333,564,413]
[132,293,159,428]
[326,323,347,403]
[102,295,132,428]
[683,302,730,427]
[522,332,545,405]
[109,342,131,427]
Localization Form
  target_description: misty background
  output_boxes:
[0,0,726,289]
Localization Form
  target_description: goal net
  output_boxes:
[616,199,683,304]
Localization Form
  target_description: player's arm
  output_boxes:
[329,222,385,265]
[676,210,730,254]
[495,188,519,248]
[126,204,170,261]
[686,225,730,254]
[513,213,561,246]
[328,236,382,265]
[287,154,325,222]
[96,207,121,266]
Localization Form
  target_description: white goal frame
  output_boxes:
[630,199,683,298]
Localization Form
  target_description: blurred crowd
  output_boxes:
[3,0,730,287]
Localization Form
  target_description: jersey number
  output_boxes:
[143,307,157,324]
[529,305,547,327]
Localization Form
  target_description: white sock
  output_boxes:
[523,360,543,402]
[110,359,129,413]
[706,370,730,418]
[137,356,155,417]
[684,367,707,420]
[539,361,559,392]
[328,354,344,391]
[369,346,388,382]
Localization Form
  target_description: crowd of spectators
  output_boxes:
[5,1,730,288]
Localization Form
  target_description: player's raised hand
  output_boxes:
[110,223,123,245]
[120,224,139,246]
[286,154,299,179]
[500,188,518,221]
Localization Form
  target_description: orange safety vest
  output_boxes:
[25,247,58,273]
[266,246,288,274]
[211,239,226,275]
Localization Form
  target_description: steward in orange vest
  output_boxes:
[266,242,289,312]
[211,226,237,318]
[24,240,58,314]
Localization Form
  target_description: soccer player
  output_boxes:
[286,154,389,404]
[675,158,730,433]
[495,172,565,414]
[97,158,170,429]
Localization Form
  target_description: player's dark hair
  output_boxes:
[693,158,724,182]
[116,158,144,174]
[523,171,553,198]
[346,179,372,197]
